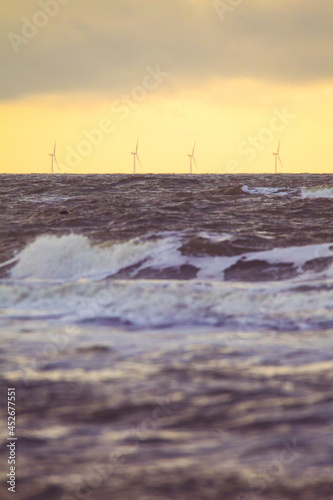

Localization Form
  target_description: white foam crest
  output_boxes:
[197,231,231,243]
[9,233,333,283]
[2,279,333,330]
[247,242,333,269]
[10,233,182,281]
[241,185,294,197]
[193,242,333,280]
[301,186,333,199]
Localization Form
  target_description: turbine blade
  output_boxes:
[53,141,56,154]
[54,155,59,169]
[277,140,280,154]
[193,157,199,170]
[137,155,142,168]
[278,156,284,168]
[192,142,196,155]
[136,139,139,154]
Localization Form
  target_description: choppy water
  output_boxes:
[1,174,333,499]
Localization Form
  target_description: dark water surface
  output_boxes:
[1,174,333,499]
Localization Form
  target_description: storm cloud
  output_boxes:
[1,0,332,100]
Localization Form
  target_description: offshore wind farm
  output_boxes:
[48,139,287,174]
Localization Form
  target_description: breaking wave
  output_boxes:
[7,233,333,282]
[241,185,297,197]
[301,185,333,199]
[1,277,333,330]
[242,184,333,199]
[6,233,333,282]
[1,233,333,329]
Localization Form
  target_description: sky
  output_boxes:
[0,0,332,174]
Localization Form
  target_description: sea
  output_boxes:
[1,173,333,500]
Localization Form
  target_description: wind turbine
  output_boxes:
[272,140,284,174]
[131,139,142,174]
[188,142,198,174]
[49,141,59,174]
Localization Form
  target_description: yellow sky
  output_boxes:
[1,80,332,174]
[1,0,332,174]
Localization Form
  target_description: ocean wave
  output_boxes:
[9,233,182,281]
[1,277,333,330]
[2,233,333,329]
[241,184,333,199]
[7,233,333,282]
[301,185,333,199]
[241,185,297,196]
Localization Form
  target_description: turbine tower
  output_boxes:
[131,139,142,174]
[49,141,59,174]
[188,142,198,174]
[272,140,284,174]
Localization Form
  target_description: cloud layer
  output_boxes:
[1,0,332,100]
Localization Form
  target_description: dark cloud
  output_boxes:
[1,0,332,100]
